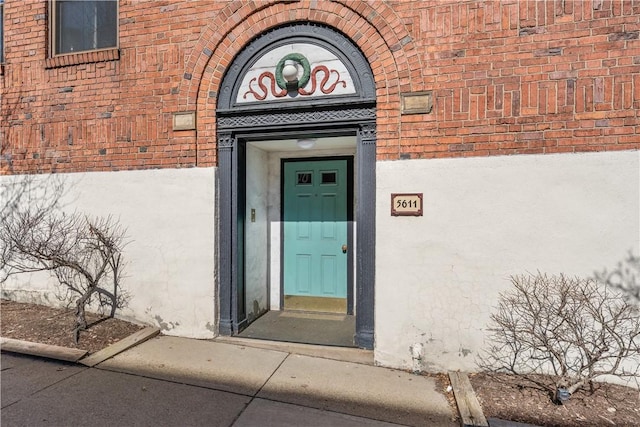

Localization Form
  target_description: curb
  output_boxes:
[79,326,160,366]
[0,337,88,362]
[0,326,160,366]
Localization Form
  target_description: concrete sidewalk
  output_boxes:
[95,336,458,427]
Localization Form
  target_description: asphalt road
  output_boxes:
[1,352,401,427]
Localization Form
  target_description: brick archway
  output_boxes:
[176,0,423,167]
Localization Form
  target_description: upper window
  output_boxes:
[52,0,117,55]
[1,0,5,63]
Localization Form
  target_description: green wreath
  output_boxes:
[275,53,311,91]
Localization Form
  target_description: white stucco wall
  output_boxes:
[374,150,640,372]
[1,168,217,338]
[245,145,269,320]
[4,149,637,373]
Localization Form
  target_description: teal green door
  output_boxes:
[283,160,348,301]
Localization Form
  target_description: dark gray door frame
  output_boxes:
[216,23,376,349]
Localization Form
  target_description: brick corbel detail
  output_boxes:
[45,48,120,69]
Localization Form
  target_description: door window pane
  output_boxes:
[55,0,117,54]
[321,171,337,185]
[297,172,312,185]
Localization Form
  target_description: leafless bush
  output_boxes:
[480,273,640,404]
[0,208,129,343]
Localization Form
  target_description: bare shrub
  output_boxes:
[480,273,640,404]
[0,208,128,343]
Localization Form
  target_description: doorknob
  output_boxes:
[342,244,348,254]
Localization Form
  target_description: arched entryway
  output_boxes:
[216,23,376,349]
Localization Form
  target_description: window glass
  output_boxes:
[321,171,337,185]
[55,0,117,55]
[297,172,312,186]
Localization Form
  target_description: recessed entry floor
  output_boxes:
[238,310,356,348]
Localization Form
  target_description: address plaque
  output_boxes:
[391,193,423,216]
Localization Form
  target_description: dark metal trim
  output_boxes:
[354,122,376,349]
[217,132,234,335]
[218,106,376,131]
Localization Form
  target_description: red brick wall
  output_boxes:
[1,0,638,174]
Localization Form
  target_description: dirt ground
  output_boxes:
[469,372,640,426]
[2,299,639,426]
[1,299,143,354]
